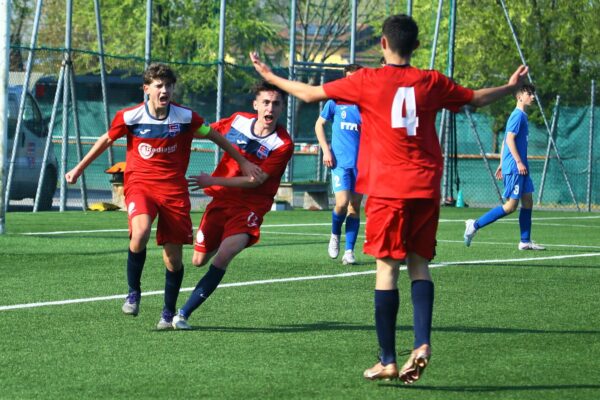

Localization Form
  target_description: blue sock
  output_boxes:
[180,265,225,318]
[344,216,360,251]
[475,205,507,230]
[127,248,146,293]
[412,280,434,348]
[163,266,184,314]
[519,208,532,242]
[374,289,399,365]
[331,210,345,236]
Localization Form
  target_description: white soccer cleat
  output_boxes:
[156,311,175,330]
[464,219,477,247]
[122,291,140,316]
[328,234,340,259]
[518,241,546,251]
[172,313,192,330]
[342,250,356,265]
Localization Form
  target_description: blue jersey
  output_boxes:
[501,108,529,175]
[320,99,361,169]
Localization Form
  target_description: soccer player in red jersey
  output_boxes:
[250,14,529,383]
[65,63,262,329]
[171,81,293,330]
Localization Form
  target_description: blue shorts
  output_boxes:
[503,174,534,199]
[331,166,357,193]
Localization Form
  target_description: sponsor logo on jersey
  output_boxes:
[236,139,248,145]
[138,128,151,135]
[256,145,270,160]
[138,142,178,159]
[168,123,181,135]
[340,122,359,131]
[341,110,347,119]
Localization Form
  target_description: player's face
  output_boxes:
[144,79,174,111]
[253,90,284,129]
[518,91,535,107]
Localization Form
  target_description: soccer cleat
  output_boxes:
[464,219,477,247]
[121,291,140,316]
[156,310,175,330]
[328,234,340,259]
[518,241,546,251]
[363,361,399,381]
[399,345,431,385]
[172,313,192,330]
[342,250,356,265]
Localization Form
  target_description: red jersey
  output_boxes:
[107,102,203,195]
[323,66,474,199]
[204,112,293,214]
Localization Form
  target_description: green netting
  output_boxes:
[7,46,599,210]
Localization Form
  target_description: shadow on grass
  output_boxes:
[381,383,600,392]
[153,322,600,335]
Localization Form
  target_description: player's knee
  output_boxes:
[192,252,209,268]
[335,204,349,215]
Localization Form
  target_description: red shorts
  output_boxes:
[126,190,193,246]
[194,200,264,253]
[364,196,439,261]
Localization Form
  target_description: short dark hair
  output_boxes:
[253,80,287,101]
[344,64,363,75]
[382,14,419,57]
[143,63,177,85]
[379,56,386,66]
[516,83,536,97]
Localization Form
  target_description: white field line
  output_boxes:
[1,252,599,312]
[20,215,600,236]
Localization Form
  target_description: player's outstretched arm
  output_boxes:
[470,65,529,107]
[198,126,263,180]
[65,133,113,184]
[250,52,328,103]
[188,172,268,191]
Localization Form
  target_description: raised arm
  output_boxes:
[65,133,113,184]
[470,65,529,108]
[250,52,328,103]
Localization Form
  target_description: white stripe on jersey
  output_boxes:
[123,103,193,126]
[231,114,285,151]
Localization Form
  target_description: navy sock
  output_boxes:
[127,248,146,293]
[331,210,345,236]
[475,205,507,230]
[412,280,434,348]
[180,265,226,318]
[519,208,532,242]
[345,216,360,251]
[163,266,184,314]
[374,289,399,365]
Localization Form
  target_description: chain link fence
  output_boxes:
[5,46,599,211]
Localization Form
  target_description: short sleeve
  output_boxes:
[323,70,364,104]
[431,71,474,113]
[107,110,128,141]
[319,100,336,121]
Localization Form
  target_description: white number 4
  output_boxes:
[391,87,419,136]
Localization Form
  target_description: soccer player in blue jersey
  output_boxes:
[314,64,363,265]
[464,84,545,250]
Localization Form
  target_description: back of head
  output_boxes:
[144,63,177,85]
[254,80,287,101]
[382,14,419,57]
[344,64,363,76]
